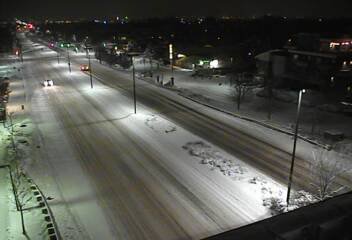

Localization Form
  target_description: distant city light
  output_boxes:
[330,42,340,48]
[169,44,173,60]
[210,59,219,68]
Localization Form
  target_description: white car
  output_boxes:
[43,80,54,87]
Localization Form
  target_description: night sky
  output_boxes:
[2,0,352,19]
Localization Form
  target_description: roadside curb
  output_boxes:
[48,45,330,151]
[179,93,331,150]
[0,164,62,240]
[29,178,62,240]
[94,59,331,150]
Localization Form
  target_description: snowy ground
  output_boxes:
[7,34,350,240]
[131,60,352,146]
[0,62,53,240]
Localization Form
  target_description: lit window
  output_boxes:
[330,42,340,49]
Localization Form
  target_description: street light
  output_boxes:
[19,45,23,63]
[132,56,137,114]
[86,47,93,88]
[66,46,71,73]
[286,89,306,205]
[169,44,174,86]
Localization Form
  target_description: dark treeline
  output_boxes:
[41,17,352,53]
[0,24,14,53]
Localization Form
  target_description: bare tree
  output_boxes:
[261,51,275,120]
[13,170,32,235]
[15,171,33,208]
[310,149,351,201]
[232,72,260,111]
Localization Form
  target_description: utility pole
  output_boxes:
[132,57,137,114]
[88,53,93,89]
[67,49,71,73]
[19,45,23,63]
[149,56,153,77]
[267,52,273,120]
[169,44,174,85]
[286,89,306,206]
[86,47,93,88]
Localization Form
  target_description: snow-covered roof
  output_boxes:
[255,49,283,61]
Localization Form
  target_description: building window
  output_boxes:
[330,42,340,50]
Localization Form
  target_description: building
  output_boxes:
[256,34,352,101]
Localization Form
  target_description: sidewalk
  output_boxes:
[0,56,55,240]
[0,166,12,240]
[51,43,352,152]
[130,61,352,149]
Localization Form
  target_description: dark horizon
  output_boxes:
[2,0,352,20]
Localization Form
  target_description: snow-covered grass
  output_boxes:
[0,52,54,240]
[140,114,290,217]
[181,140,287,215]
[0,121,52,240]
[145,114,177,133]
[142,67,352,145]
[10,34,350,239]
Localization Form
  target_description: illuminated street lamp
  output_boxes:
[85,46,93,88]
[169,44,174,85]
[67,48,71,73]
[286,89,306,205]
[131,56,137,114]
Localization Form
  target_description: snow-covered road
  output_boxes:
[10,34,350,239]
[11,35,279,239]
